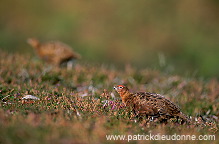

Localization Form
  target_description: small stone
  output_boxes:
[22,95,40,100]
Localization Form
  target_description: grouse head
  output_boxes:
[114,85,130,96]
[27,38,40,48]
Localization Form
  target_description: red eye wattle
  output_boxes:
[117,85,124,89]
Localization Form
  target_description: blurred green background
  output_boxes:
[0,0,219,78]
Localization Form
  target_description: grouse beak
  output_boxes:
[113,86,117,90]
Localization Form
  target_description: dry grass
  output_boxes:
[0,51,218,144]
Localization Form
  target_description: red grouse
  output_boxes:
[114,85,191,124]
[27,38,81,68]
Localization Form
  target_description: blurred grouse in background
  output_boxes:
[114,85,191,124]
[27,38,81,69]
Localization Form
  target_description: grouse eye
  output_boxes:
[119,86,123,89]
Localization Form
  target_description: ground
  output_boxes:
[0,51,218,144]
